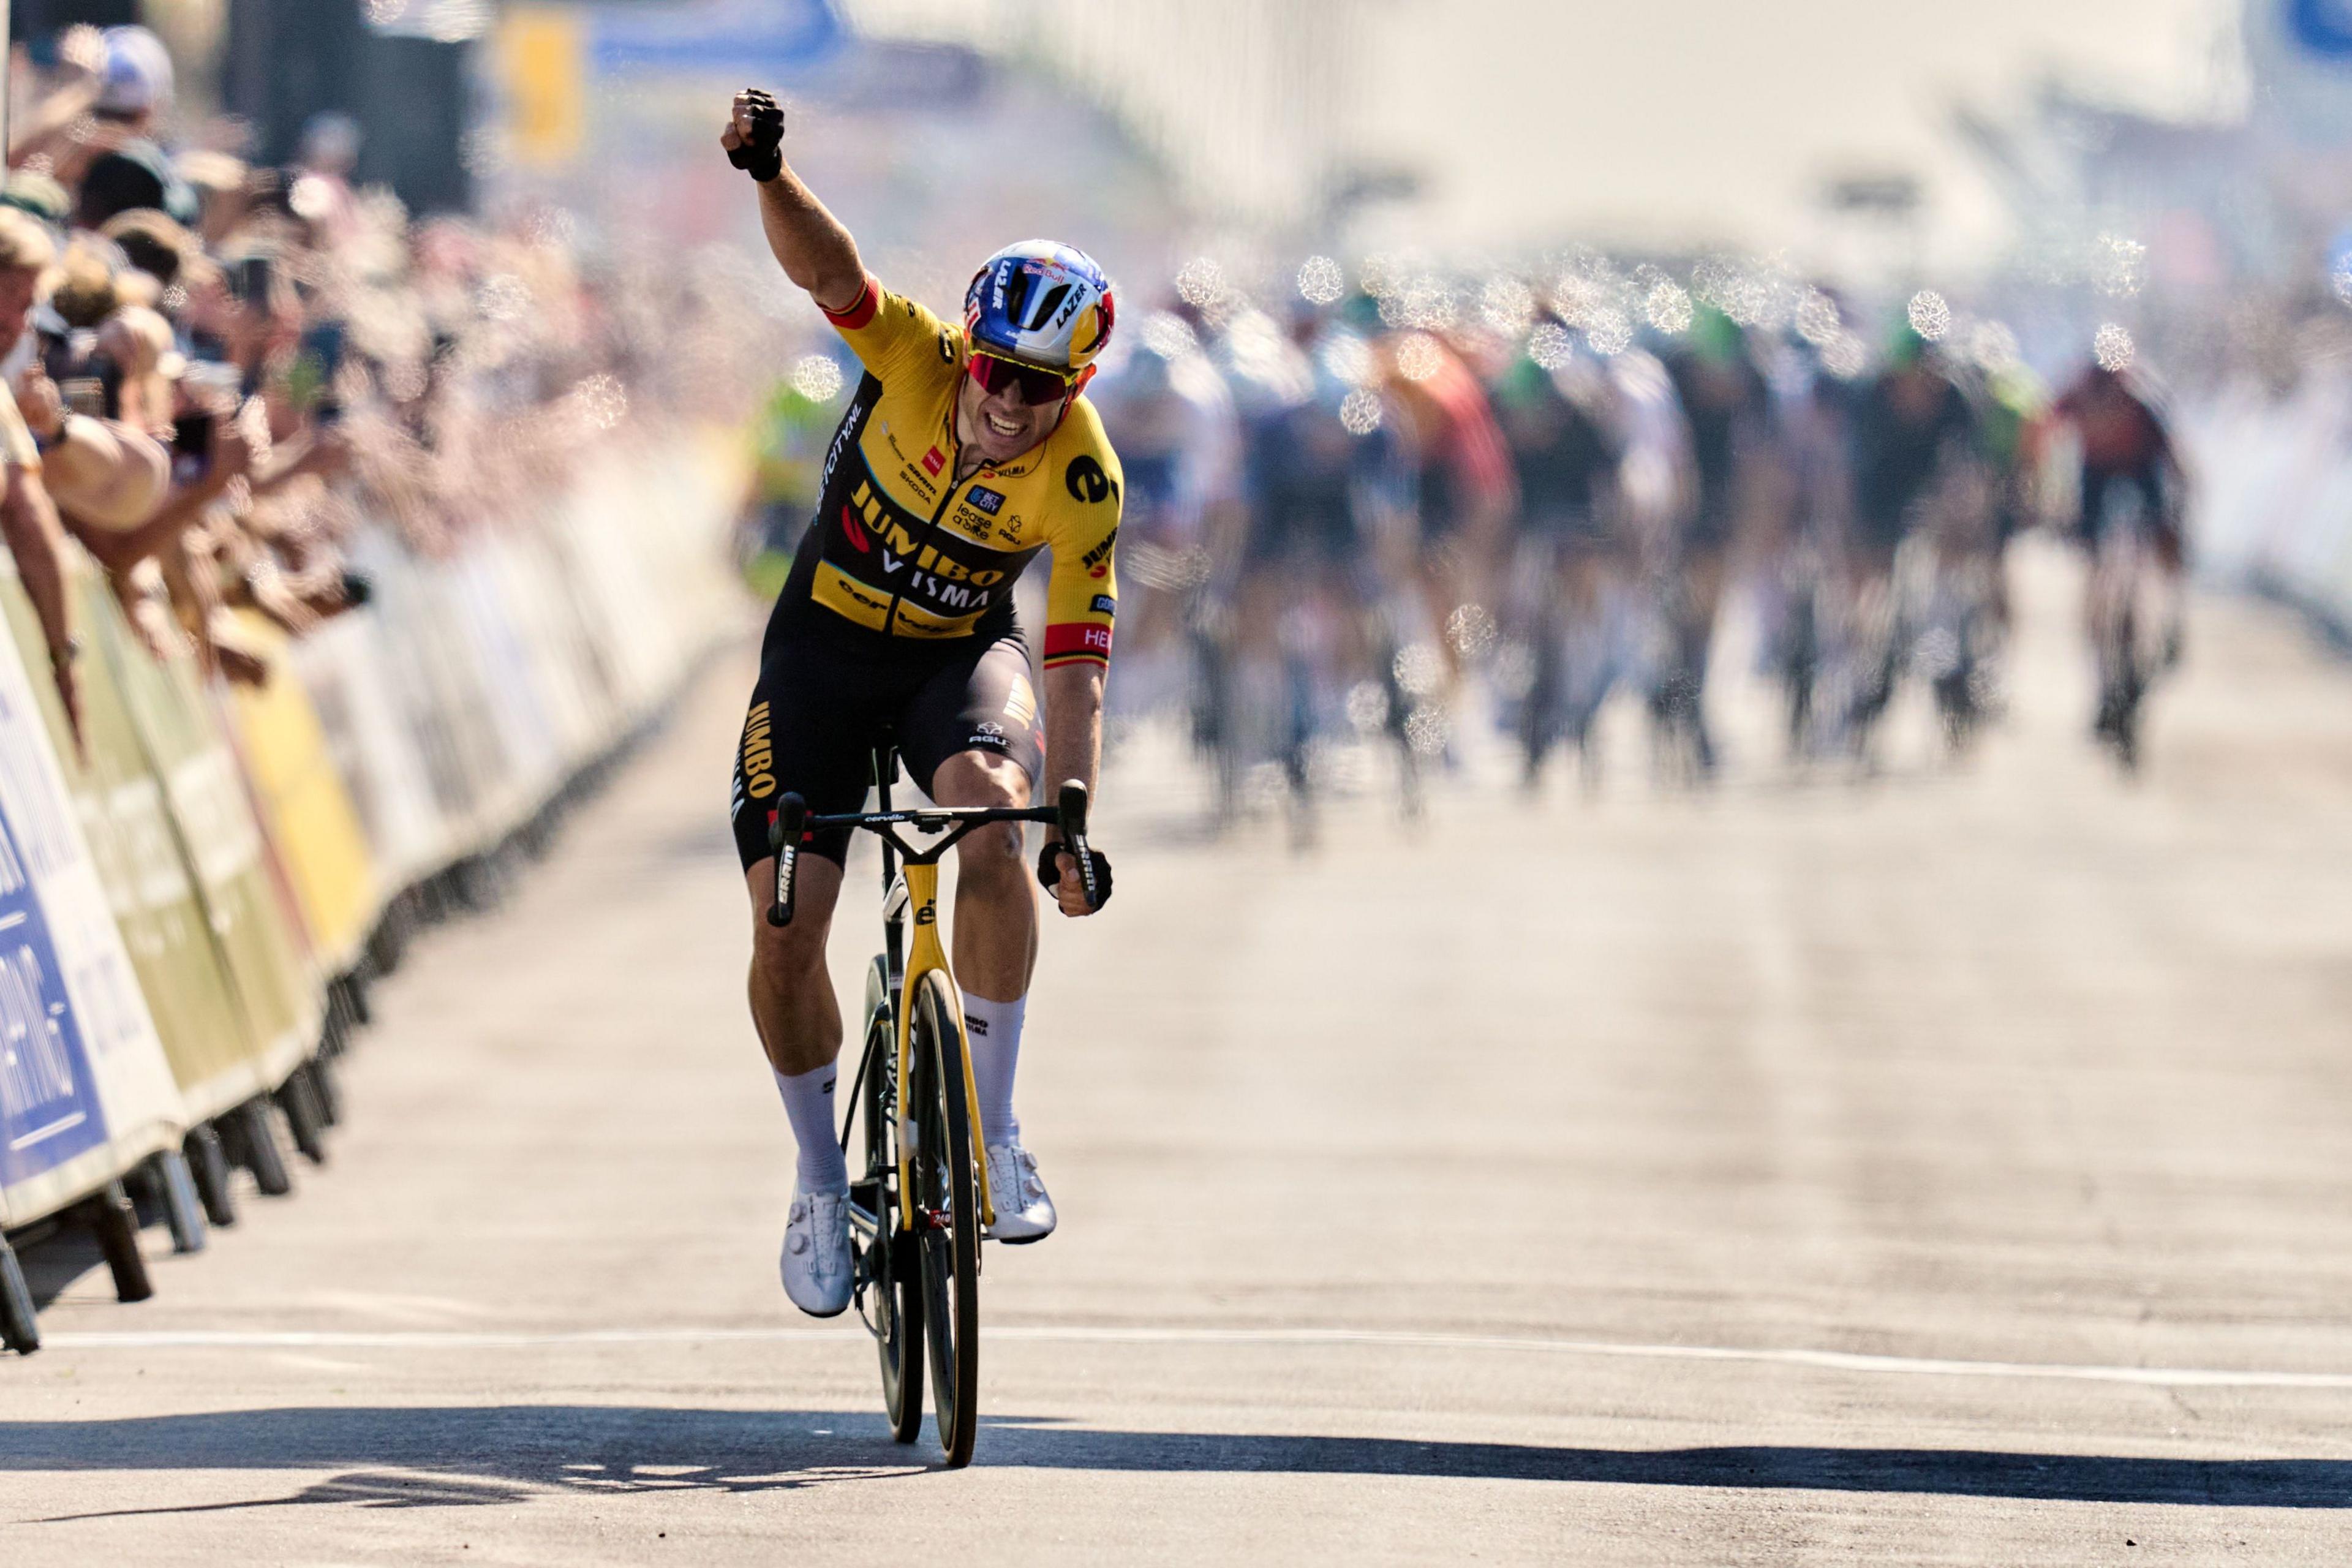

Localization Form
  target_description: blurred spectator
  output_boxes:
[0,208,84,747]
[74,26,199,231]
[0,17,778,704]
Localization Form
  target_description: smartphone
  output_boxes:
[60,377,105,419]
[231,255,275,307]
[173,410,215,464]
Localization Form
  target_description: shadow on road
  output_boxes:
[3,1407,2348,1512]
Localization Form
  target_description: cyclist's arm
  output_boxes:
[723,92,864,314]
[1042,662,1104,805]
[1039,439,1123,808]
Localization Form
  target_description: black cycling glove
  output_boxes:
[727,89,786,182]
[1036,840,1112,910]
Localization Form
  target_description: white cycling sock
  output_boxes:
[774,1064,848,1194]
[960,990,1027,1147]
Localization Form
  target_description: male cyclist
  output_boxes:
[1656,307,1771,774]
[2051,356,2186,747]
[1843,322,1974,740]
[718,91,1118,1317]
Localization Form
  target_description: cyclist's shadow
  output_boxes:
[6,1406,2350,1511]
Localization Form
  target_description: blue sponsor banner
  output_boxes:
[590,0,846,77]
[2289,0,2352,59]
[0,792,108,1191]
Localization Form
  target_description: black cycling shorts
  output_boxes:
[2077,466,2179,554]
[729,608,1045,870]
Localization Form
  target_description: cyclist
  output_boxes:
[1084,311,1242,731]
[1656,307,1771,774]
[1757,335,1858,756]
[2050,355,2186,747]
[1487,346,1624,782]
[1842,321,1973,742]
[1373,310,1514,705]
[1236,313,1417,812]
[736,354,850,601]
[718,90,1118,1318]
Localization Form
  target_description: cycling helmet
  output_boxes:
[963,239,1116,371]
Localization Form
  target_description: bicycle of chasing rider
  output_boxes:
[2084,477,2180,775]
[766,749,1101,1468]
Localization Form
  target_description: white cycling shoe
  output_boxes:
[781,1186,852,1317]
[984,1142,1057,1244]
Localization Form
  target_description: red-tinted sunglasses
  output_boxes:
[968,349,1079,406]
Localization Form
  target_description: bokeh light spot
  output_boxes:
[1907,290,1951,342]
[1297,255,1346,306]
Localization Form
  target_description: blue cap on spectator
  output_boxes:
[96,26,175,118]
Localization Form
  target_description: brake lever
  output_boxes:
[767,793,807,927]
[1055,780,1099,911]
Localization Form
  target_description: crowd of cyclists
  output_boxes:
[746,247,2189,815]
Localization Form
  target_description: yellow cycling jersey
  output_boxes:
[778,274,1122,668]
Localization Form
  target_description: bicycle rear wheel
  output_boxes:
[851,988,923,1444]
[909,970,980,1467]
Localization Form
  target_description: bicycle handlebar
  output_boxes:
[765,788,1098,925]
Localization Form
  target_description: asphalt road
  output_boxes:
[6,543,2352,1564]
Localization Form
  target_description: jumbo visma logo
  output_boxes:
[741,701,778,801]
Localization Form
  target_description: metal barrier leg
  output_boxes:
[307,1052,345,1127]
[0,1237,37,1354]
[87,1181,155,1303]
[238,1098,295,1197]
[185,1125,238,1227]
[152,1150,209,1254]
[278,1071,330,1166]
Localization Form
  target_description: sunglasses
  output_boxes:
[968,349,1079,406]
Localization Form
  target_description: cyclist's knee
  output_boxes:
[954,819,1028,891]
[931,748,1030,812]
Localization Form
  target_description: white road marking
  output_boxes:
[31,1323,2352,1391]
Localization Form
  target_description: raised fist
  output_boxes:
[722,88,785,182]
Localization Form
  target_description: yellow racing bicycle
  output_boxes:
[766,747,1099,1467]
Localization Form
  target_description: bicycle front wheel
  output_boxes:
[854,993,923,1445]
[910,970,980,1466]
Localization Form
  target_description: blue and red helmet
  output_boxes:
[964,240,1116,372]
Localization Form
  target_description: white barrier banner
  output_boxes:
[0,613,182,1225]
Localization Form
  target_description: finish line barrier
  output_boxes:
[0,431,745,1349]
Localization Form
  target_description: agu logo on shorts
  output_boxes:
[740,701,778,801]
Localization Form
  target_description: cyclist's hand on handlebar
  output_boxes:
[722,88,785,181]
[1037,841,1111,916]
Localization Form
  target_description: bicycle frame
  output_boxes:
[886,851,987,1230]
[766,750,1098,1240]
